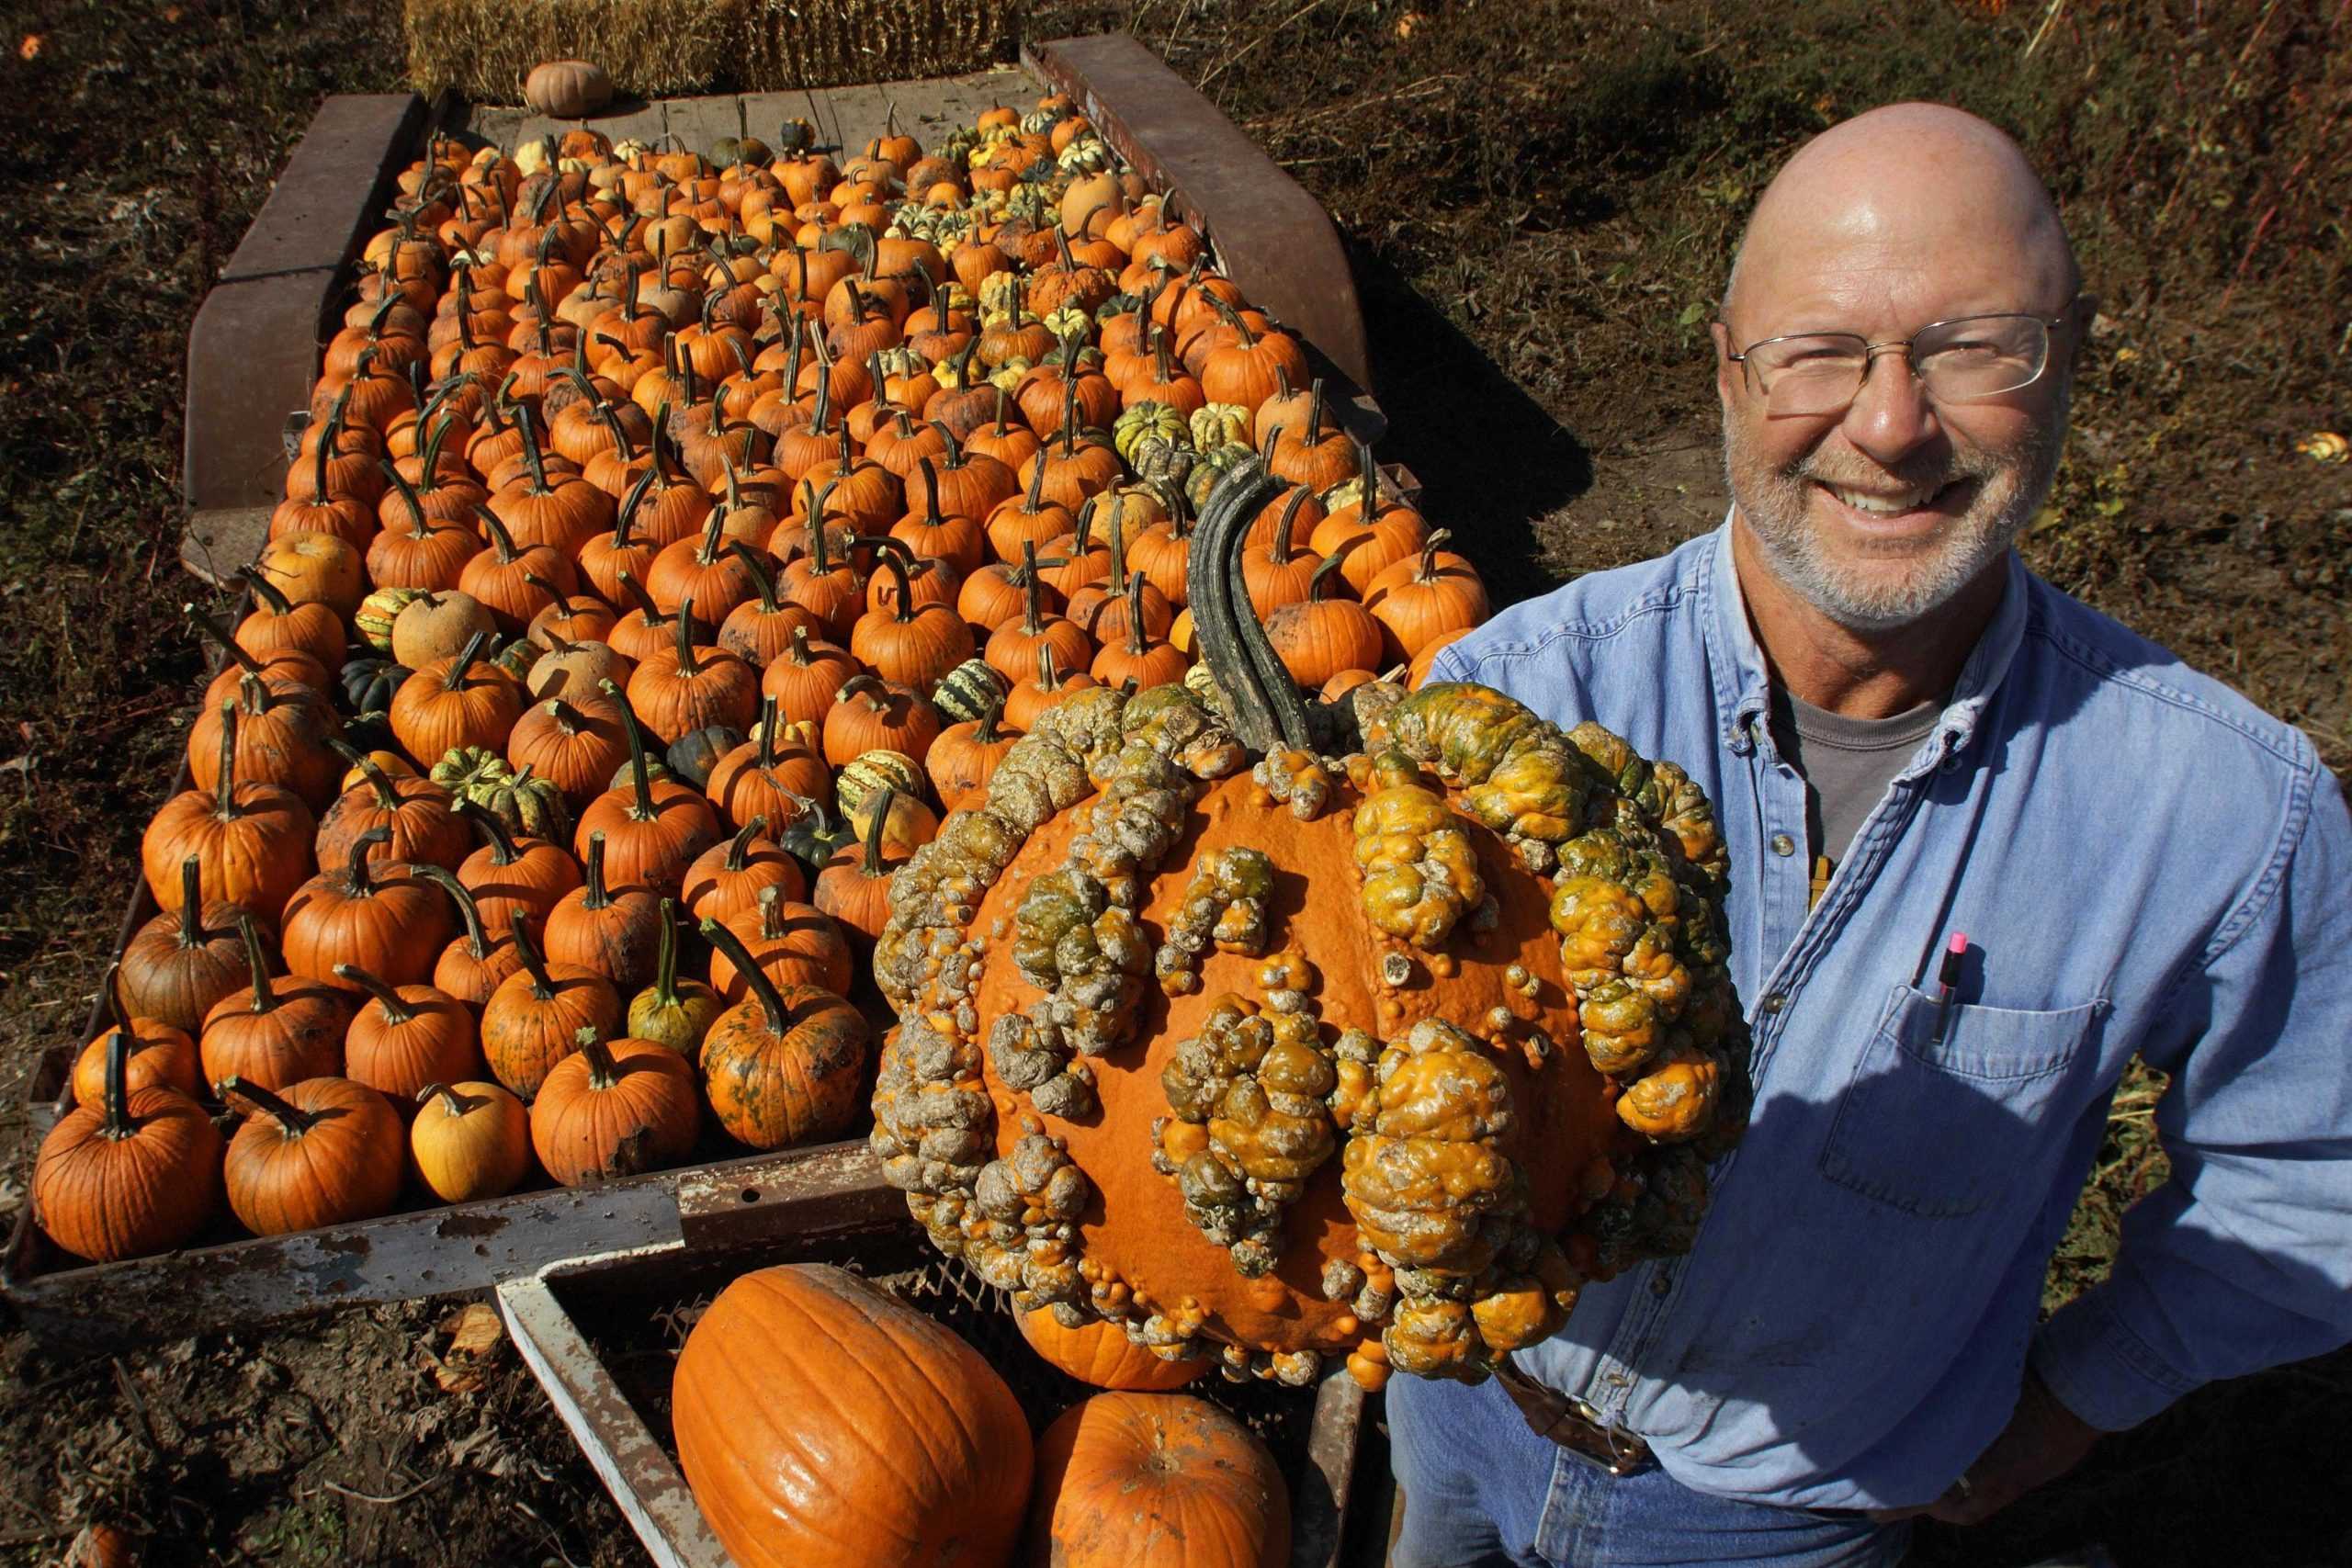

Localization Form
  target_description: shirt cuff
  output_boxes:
[2030,1288,2202,1432]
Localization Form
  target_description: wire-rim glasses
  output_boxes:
[1724,305,2079,417]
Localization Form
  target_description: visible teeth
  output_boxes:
[1829,484,1930,514]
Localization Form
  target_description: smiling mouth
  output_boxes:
[1816,479,1959,516]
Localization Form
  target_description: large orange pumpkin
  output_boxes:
[870,464,1746,1391]
[1016,1305,1206,1391]
[673,1263,1032,1568]
[1023,1393,1287,1568]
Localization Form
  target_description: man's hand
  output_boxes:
[1868,1371,2102,1526]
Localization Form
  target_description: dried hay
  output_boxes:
[404,0,1021,103]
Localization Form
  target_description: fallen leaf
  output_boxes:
[442,1301,504,1359]
[17,34,40,60]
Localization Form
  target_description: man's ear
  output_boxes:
[1712,321,1739,419]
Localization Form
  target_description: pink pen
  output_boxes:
[1933,931,1968,1043]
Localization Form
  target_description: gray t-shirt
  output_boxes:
[1767,687,1942,893]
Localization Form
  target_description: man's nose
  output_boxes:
[1839,344,1941,466]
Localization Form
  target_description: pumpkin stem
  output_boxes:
[184,602,266,681]
[728,815,772,878]
[750,695,781,769]
[218,1075,319,1137]
[210,699,244,823]
[325,737,404,810]
[1188,459,1309,751]
[97,1026,137,1138]
[1419,528,1452,581]
[917,455,946,530]
[1353,437,1380,515]
[729,541,782,615]
[699,916,793,1034]
[417,863,495,960]
[871,541,917,626]
[599,678,660,821]
[417,1081,481,1117]
[1273,485,1312,562]
[650,896,684,1006]
[174,855,208,949]
[673,592,702,676]
[575,1024,623,1089]
[509,908,558,999]
[1125,564,1153,657]
[582,830,615,910]
[235,913,279,1015]
[455,796,525,865]
[470,502,525,566]
[334,962,416,1025]
[1019,438,1047,515]
[445,629,492,692]
[1306,547,1351,604]
[616,569,664,624]
[1018,538,1046,634]
[515,404,553,496]
[235,567,297,618]
[379,457,430,533]
[858,784,895,876]
[615,466,659,548]
[345,825,391,897]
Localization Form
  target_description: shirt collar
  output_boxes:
[1702,513,2030,777]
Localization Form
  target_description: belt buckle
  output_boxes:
[1566,1397,1653,1478]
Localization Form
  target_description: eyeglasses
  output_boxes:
[1724,303,2080,417]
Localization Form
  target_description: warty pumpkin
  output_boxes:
[867,460,1745,1393]
[672,1263,1031,1568]
[1014,1306,1208,1390]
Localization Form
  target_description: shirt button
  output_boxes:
[1770,832,1796,857]
[1760,993,1787,1014]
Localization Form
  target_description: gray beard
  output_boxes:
[1723,384,2067,633]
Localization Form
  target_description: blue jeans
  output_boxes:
[1388,1373,1911,1567]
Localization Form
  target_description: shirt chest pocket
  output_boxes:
[1818,984,2109,1220]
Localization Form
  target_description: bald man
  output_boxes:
[1394,104,2352,1567]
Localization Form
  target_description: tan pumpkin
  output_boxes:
[523,59,613,119]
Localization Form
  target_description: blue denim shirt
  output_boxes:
[1428,522,2352,1510]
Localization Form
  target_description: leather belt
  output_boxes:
[1495,1356,1656,1476]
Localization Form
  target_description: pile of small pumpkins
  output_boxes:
[29,93,1486,1281]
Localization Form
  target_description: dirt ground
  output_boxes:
[0,0,2345,1562]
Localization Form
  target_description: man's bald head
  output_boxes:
[1724,104,2078,326]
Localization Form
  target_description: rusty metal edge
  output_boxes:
[1022,33,1382,442]
[498,1271,735,1568]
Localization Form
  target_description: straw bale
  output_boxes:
[405,0,1020,102]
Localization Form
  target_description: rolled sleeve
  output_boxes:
[2032,761,2352,1430]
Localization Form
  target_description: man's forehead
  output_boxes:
[1725,105,2075,321]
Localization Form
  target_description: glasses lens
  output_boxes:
[1749,335,1868,416]
[1915,315,2049,401]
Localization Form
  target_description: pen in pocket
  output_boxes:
[1932,931,1968,1044]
